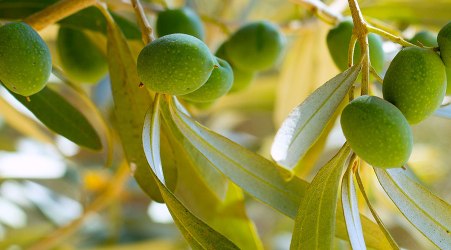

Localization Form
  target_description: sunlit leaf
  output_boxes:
[275,22,339,126]
[271,65,360,171]
[374,167,451,249]
[290,144,351,250]
[142,95,239,249]
[7,85,101,150]
[341,166,366,249]
[103,8,162,201]
[360,0,451,26]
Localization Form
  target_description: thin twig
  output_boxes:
[347,0,370,95]
[27,163,130,250]
[24,0,97,31]
[130,0,154,44]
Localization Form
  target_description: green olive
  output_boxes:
[341,95,413,168]
[215,41,255,93]
[57,27,108,84]
[137,34,215,95]
[446,67,451,95]
[438,21,451,67]
[409,30,438,47]
[156,7,204,40]
[224,21,285,71]
[383,47,446,124]
[326,19,384,73]
[181,57,233,102]
[0,22,51,96]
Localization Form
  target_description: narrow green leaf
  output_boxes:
[167,97,392,249]
[341,167,366,249]
[356,170,400,250]
[271,65,361,170]
[168,97,306,218]
[160,102,263,249]
[7,85,101,150]
[161,104,228,200]
[142,95,239,249]
[374,168,451,249]
[103,8,162,201]
[290,144,351,250]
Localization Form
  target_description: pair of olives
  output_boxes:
[340,22,451,169]
[0,22,51,96]
[138,7,232,103]
[215,21,285,92]
[137,7,285,102]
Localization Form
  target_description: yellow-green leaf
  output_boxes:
[7,85,101,150]
[290,144,351,250]
[102,7,162,201]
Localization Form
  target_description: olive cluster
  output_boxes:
[137,7,285,104]
[330,20,451,168]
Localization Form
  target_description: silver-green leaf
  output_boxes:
[374,168,451,249]
[271,65,361,170]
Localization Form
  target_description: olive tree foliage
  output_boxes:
[0,0,450,249]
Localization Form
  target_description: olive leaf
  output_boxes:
[142,94,239,249]
[355,170,400,250]
[7,85,102,150]
[341,167,366,249]
[374,167,451,249]
[104,9,162,201]
[271,64,361,171]
[167,97,391,249]
[290,144,351,250]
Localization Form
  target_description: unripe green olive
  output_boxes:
[156,7,204,40]
[383,47,446,124]
[341,95,413,168]
[438,21,451,67]
[0,22,51,96]
[57,27,108,84]
[446,67,451,95]
[409,30,438,47]
[215,42,256,93]
[326,19,384,73]
[181,57,233,102]
[224,21,285,72]
[137,34,216,95]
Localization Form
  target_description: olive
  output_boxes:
[0,22,51,96]
[341,95,413,168]
[383,47,446,124]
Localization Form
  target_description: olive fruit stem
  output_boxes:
[367,25,417,48]
[131,0,155,44]
[290,0,342,25]
[346,0,370,95]
[24,0,97,31]
[347,34,358,68]
[370,66,383,83]
[27,162,130,250]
